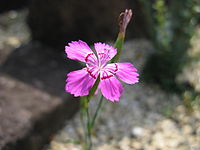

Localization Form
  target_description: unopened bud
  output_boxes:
[118,9,133,33]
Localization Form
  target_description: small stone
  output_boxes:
[131,126,144,138]
[97,144,117,150]
[118,137,131,150]
[167,139,180,148]
[196,126,200,136]
[8,11,18,19]
[130,141,142,149]
[50,141,81,150]
[182,125,193,135]
[6,37,21,48]
[160,119,177,131]
[151,132,165,149]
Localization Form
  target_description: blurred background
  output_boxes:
[0,0,200,150]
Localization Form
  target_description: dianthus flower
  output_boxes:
[65,40,139,102]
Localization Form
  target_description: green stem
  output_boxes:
[81,95,104,150]
[86,108,92,150]
[80,96,92,150]
[111,32,125,63]
[80,9,132,149]
[80,107,87,146]
[91,95,104,127]
[81,97,91,150]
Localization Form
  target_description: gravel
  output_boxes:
[0,9,30,64]
[47,39,200,150]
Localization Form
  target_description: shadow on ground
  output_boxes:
[0,41,81,150]
[1,41,81,97]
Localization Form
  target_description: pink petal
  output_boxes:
[99,71,124,102]
[65,68,96,97]
[94,42,117,65]
[65,40,97,65]
[105,63,139,84]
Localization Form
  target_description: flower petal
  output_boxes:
[94,42,117,65]
[99,71,124,102]
[65,40,97,64]
[105,63,139,84]
[65,68,96,97]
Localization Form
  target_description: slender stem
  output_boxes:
[80,97,91,150]
[80,107,87,146]
[86,108,92,150]
[91,95,104,127]
[81,95,104,150]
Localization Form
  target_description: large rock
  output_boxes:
[0,42,81,150]
[0,9,81,150]
[27,0,147,47]
[0,74,78,150]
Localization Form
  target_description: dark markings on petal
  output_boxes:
[101,74,113,80]
[114,63,118,72]
[87,68,96,79]
[85,53,94,62]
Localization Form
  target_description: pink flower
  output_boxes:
[65,40,139,102]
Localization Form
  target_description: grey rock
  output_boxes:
[0,10,80,150]
[131,126,144,138]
